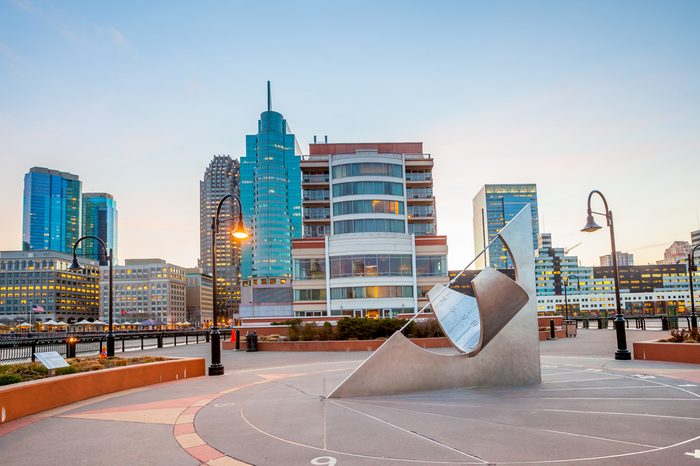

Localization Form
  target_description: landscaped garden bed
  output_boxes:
[0,356,205,423]
[633,328,700,363]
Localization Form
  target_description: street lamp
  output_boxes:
[688,244,699,330]
[68,236,114,356]
[563,274,581,322]
[209,194,249,376]
[581,190,630,360]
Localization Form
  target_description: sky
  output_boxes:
[0,0,698,270]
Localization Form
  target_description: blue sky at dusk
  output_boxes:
[1,0,698,267]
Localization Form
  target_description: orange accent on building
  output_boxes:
[415,236,448,246]
[309,142,424,155]
[292,238,326,249]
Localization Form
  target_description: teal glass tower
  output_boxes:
[82,193,118,265]
[22,167,82,254]
[473,184,539,269]
[240,82,302,278]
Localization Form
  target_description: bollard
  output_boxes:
[549,319,555,340]
[157,334,164,348]
[31,340,37,362]
[66,336,78,358]
[235,329,240,351]
[597,318,603,329]
[661,316,669,331]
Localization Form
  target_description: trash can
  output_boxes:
[564,320,577,338]
[246,331,258,352]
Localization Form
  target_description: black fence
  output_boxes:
[571,315,693,331]
[0,330,231,365]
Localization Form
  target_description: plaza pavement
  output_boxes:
[0,328,698,465]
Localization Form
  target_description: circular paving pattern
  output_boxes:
[195,363,700,465]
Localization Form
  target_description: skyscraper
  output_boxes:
[22,167,82,254]
[240,82,302,279]
[473,184,539,269]
[200,155,241,317]
[81,193,118,265]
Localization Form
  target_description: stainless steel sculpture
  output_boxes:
[329,207,540,398]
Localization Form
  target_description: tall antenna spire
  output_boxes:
[267,80,271,111]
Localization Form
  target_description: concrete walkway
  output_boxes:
[1,329,698,465]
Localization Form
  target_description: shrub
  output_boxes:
[300,323,319,341]
[406,319,444,338]
[0,373,22,386]
[662,328,700,343]
[336,317,410,340]
[318,322,334,341]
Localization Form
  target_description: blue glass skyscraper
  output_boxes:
[82,193,118,265]
[473,184,539,269]
[22,167,82,254]
[240,83,302,278]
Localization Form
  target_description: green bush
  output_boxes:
[300,323,319,341]
[55,366,78,375]
[0,373,22,386]
[319,322,334,341]
[405,319,444,338]
[336,317,409,340]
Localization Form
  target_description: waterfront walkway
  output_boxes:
[1,329,699,465]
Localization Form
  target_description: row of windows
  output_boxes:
[294,259,326,279]
[333,181,403,198]
[330,254,412,278]
[332,163,403,180]
[334,219,405,234]
[415,256,448,276]
[294,289,327,301]
[333,200,404,216]
[330,286,414,300]
[409,223,436,236]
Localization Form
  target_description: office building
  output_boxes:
[185,268,213,328]
[290,142,448,318]
[81,193,118,265]
[0,250,100,323]
[473,184,539,269]
[657,241,691,265]
[535,233,592,296]
[200,156,241,318]
[240,82,302,280]
[102,259,186,326]
[600,252,634,267]
[22,167,82,254]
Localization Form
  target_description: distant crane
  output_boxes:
[564,242,583,255]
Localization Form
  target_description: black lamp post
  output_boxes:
[68,236,114,356]
[688,245,699,330]
[209,194,249,376]
[581,190,631,360]
[563,274,581,322]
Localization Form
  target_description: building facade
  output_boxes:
[185,268,213,328]
[290,142,448,318]
[535,233,591,296]
[599,252,634,267]
[81,193,118,265]
[102,259,186,325]
[473,184,539,269]
[692,229,700,248]
[657,241,692,265]
[240,83,302,280]
[0,250,100,323]
[22,167,82,254]
[200,155,241,318]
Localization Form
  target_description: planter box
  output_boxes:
[0,357,205,424]
[633,341,700,364]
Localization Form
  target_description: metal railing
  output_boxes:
[571,315,692,331]
[0,330,232,365]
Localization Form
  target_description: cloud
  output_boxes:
[109,27,127,46]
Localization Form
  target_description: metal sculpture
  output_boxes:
[328,206,540,398]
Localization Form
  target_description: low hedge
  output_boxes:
[275,317,444,342]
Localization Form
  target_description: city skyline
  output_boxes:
[1,0,698,269]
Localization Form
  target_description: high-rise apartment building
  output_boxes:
[240,83,302,279]
[81,193,118,265]
[200,156,241,318]
[101,259,186,325]
[657,241,692,265]
[290,142,448,318]
[0,250,100,322]
[535,233,592,296]
[473,184,539,269]
[600,251,634,267]
[691,230,700,248]
[22,167,82,254]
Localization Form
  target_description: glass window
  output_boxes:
[294,259,326,279]
[294,289,327,301]
[334,219,405,234]
[330,285,413,300]
[415,256,447,277]
[332,163,403,179]
[332,181,403,198]
[329,254,412,278]
[333,200,404,216]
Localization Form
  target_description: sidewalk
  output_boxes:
[0,329,698,465]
